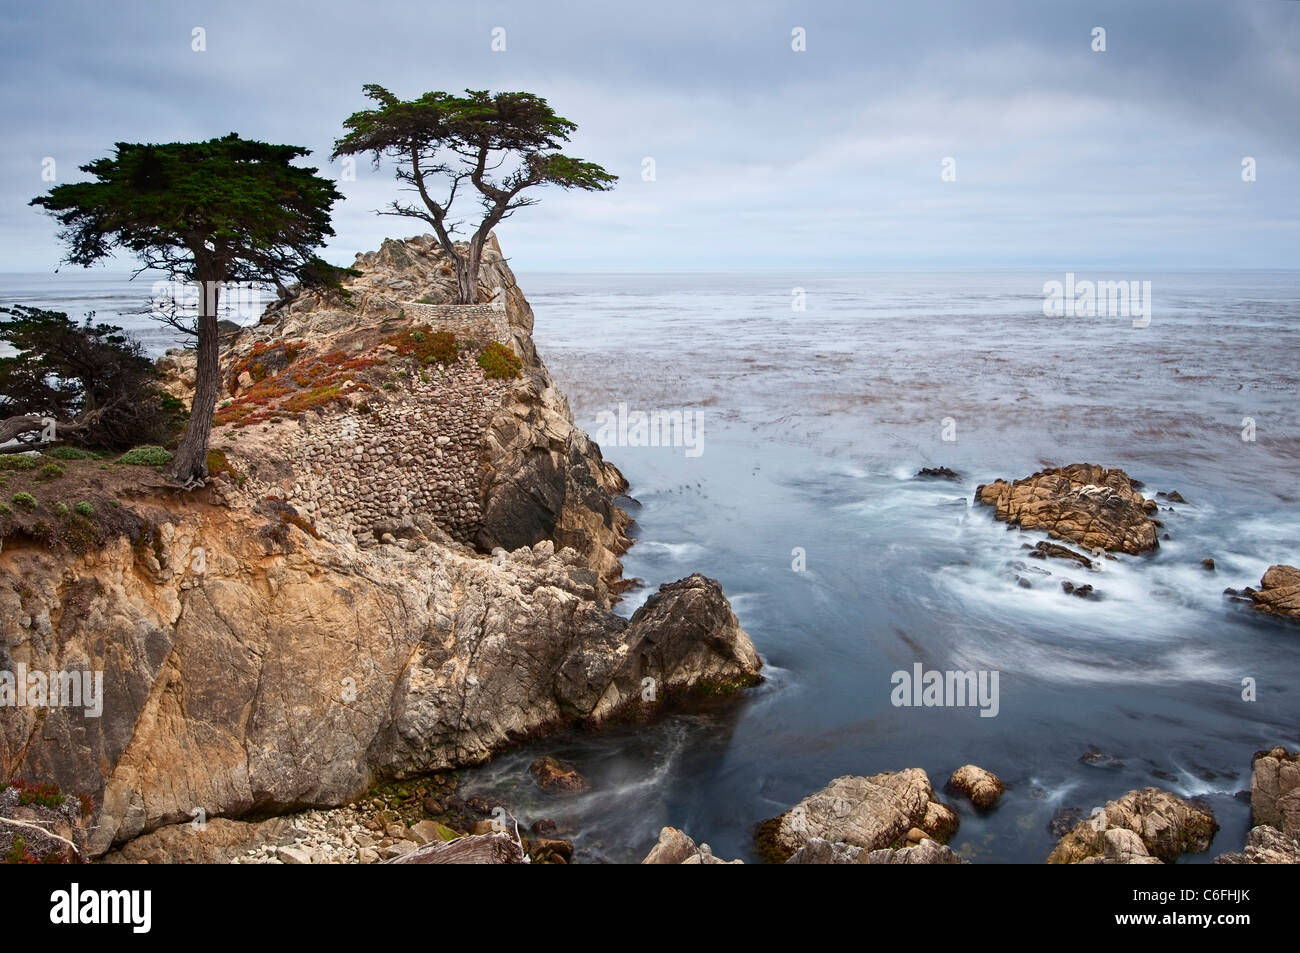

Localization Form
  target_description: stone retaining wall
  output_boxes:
[402,302,510,343]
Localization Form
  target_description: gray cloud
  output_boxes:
[2,0,1297,271]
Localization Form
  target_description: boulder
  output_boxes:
[948,764,1005,810]
[1076,828,1162,865]
[915,467,961,481]
[529,756,587,795]
[1248,566,1300,622]
[785,836,964,864]
[975,464,1158,554]
[640,826,742,864]
[1213,825,1300,864]
[757,769,959,863]
[1046,788,1217,864]
[1249,747,1300,836]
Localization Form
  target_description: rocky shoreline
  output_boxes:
[0,235,761,862]
[2,240,1296,865]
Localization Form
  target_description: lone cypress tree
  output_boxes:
[334,86,617,304]
[31,134,344,485]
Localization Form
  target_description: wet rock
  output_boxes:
[640,826,742,864]
[785,836,964,864]
[1076,828,1163,865]
[1157,490,1188,504]
[1080,747,1124,769]
[756,768,959,863]
[1213,825,1300,864]
[529,756,588,795]
[1202,558,1215,571]
[975,463,1159,554]
[948,764,1005,810]
[1048,807,1085,838]
[1247,565,1300,622]
[1062,581,1096,598]
[1046,788,1217,864]
[1250,747,1300,836]
[530,818,558,836]
[915,467,961,481]
[1026,540,1094,568]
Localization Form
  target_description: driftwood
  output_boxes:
[0,406,110,452]
[382,833,527,865]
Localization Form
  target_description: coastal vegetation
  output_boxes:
[333,86,616,304]
[30,135,345,486]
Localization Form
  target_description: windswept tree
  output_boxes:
[31,134,344,485]
[0,306,181,452]
[334,86,617,304]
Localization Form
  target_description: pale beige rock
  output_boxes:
[763,768,959,861]
[1250,566,1300,622]
[975,463,1158,554]
[1047,788,1217,864]
[949,764,1005,810]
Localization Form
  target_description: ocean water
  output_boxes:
[3,268,1298,863]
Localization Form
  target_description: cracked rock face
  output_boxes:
[1249,566,1300,622]
[0,512,760,857]
[1,235,761,858]
[759,769,959,862]
[976,463,1159,555]
[1249,746,1300,836]
[1046,787,1217,863]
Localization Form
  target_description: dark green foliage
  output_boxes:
[334,87,615,303]
[0,306,180,451]
[476,341,522,379]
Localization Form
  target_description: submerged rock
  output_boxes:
[915,466,961,481]
[529,756,587,795]
[1046,788,1217,864]
[975,463,1159,555]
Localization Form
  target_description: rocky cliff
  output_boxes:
[0,236,761,857]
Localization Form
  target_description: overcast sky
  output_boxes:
[2,0,1298,272]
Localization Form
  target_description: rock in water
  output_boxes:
[1250,747,1300,836]
[949,764,1005,810]
[975,463,1159,554]
[1046,788,1217,863]
[757,769,960,863]
[915,466,961,481]
[641,827,743,864]
[785,837,964,864]
[1213,825,1300,864]
[1248,565,1300,622]
[529,756,587,794]
[0,235,762,858]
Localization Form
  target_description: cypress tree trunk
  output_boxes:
[454,254,477,305]
[170,277,220,486]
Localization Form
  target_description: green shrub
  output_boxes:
[117,445,173,466]
[0,455,39,471]
[38,463,64,480]
[46,446,97,460]
[75,501,94,517]
[393,326,458,366]
[52,502,69,517]
[477,341,522,380]
[11,492,36,510]
[0,502,10,515]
